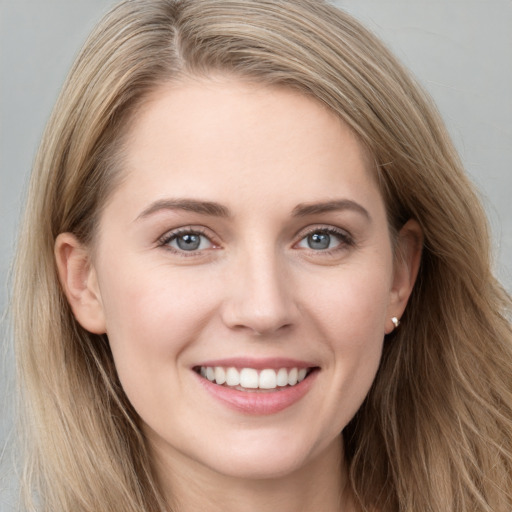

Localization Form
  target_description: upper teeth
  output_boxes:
[199,366,309,389]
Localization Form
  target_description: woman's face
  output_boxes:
[60,79,418,482]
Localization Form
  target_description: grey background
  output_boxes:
[1,0,511,509]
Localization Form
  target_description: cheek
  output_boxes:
[303,259,392,340]
[98,263,219,388]
[301,260,392,419]
[103,262,214,336]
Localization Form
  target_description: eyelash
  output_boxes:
[295,226,355,254]
[157,225,354,256]
[158,227,218,257]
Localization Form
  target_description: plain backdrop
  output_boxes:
[1,1,511,509]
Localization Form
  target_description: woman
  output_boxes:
[12,0,512,511]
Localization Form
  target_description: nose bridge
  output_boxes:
[222,240,296,335]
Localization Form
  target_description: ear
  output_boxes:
[55,233,106,334]
[385,219,423,334]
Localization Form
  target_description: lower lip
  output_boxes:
[194,370,318,415]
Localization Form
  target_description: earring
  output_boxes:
[391,316,400,328]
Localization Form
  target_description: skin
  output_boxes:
[56,79,422,511]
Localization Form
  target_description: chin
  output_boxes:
[198,430,340,481]
[206,452,311,481]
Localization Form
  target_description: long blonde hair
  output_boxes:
[13,1,512,511]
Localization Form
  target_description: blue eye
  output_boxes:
[306,232,333,250]
[297,228,349,251]
[164,231,213,252]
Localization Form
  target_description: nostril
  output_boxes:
[253,323,292,336]
[230,321,294,337]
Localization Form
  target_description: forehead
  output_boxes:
[105,78,382,220]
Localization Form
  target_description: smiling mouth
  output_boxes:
[194,366,317,392]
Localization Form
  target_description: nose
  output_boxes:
[221,246,298,336]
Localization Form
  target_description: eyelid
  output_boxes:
[156,223,354,257]
[157,226,221,255]
[293,224,355,251]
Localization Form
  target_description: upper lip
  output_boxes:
[193,357,318,370]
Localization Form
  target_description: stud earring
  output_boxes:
[391,316,400,328]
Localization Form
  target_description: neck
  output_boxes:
[150,435,354,512]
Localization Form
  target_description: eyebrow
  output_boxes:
[135,198,371,222]
[292,199,371,221]
[135,198,231,221]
